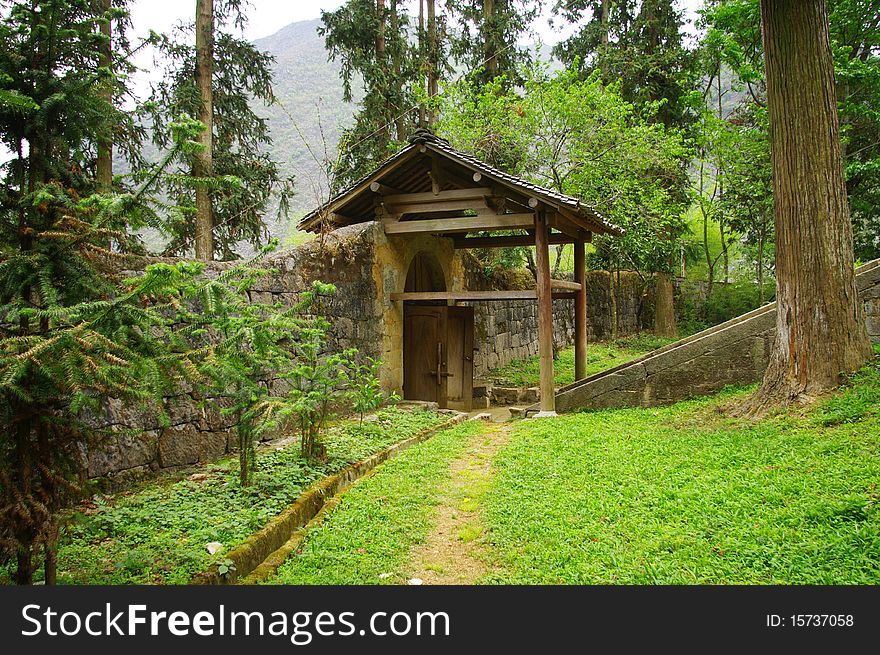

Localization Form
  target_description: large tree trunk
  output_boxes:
[427,0,438,124]
[390,0,405,140]
[96,0,112,193]
[738,0,871,416]
[654,272,677,337]
[194,0,214,261]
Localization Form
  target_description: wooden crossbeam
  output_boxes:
[453,233,574,249]
[550,279,582,291]
[382,188,492,205]
[382,213,535,235]
[389,290,578,302]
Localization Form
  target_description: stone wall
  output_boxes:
[462,268,650,377]
[546,259,880,413]
[89,223,653,484]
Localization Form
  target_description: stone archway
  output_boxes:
[404,251,447,295]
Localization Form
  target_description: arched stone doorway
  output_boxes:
[402,252,473,410]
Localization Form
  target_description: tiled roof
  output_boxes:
[298,129,622,236]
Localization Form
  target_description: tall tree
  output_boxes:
[738,0,871,415]
[145,1,294,260]
[194,0,214,260]
[446,0,540,87]
[96,0,113,193]
[321,0,420,188]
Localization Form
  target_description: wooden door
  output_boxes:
[403,305,474,410]
[444,306,473,411]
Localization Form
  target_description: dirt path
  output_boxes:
[405,419,511,584]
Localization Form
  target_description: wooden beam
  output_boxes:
[387,198,489,215]
[548,210,590,240]
[550,279,582,291]
[534,210,556,415]
[389,290,576,301]
[391,290,537,301]
[383,188,492,205]
[528,197,539,209]
[383,213,535,235]
[472,172,482,183]
[453,233,575,249]
[574,239,588,381]
[370,181,402,195]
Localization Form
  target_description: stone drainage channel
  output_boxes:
[191,408,467,585]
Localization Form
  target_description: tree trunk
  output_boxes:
[654,272,677,337]
[427,0,438,124]
[96,0,112,193]
[194,0,214,261]
[390,0,405,140]
[483,0,497,78]
[609,267,618,340]
[418,0,426,127]
[757,233,765,304]
[738,0,872,416]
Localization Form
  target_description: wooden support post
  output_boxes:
[574,238,588,381]
[534,209,557,416]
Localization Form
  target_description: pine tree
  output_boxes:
[320,0,423,189]
[144,1,294,260]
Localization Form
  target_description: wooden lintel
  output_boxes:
[383,213,535,235]
[383,188,492,205]
[387,198,490,215]
[453,233,575,249]
[389,290,579,302]
[391,290,537,301]
[550,279,582,291]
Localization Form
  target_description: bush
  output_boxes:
[679,280,773,336]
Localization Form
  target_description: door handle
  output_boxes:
[429,341,454,386]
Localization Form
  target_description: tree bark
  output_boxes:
[483,0,497,78]
[738,0,872,416]
[427,0,438,124]
[653,272,677,337]
[96,0,112,193]
[194,0,214,261]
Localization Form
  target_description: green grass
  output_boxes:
[482,355,880,584]
[487,334,675,387]
[2,407,447,585]
[265,420,484,585]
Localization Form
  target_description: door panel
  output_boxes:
[445,306,474,411]
[403,305,473,411]
[403,306,445,405]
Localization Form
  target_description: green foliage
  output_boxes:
[0,407,447,585]
[482,359,880,583]
[486,336,675,387]
[348,356,397,426]
[678,279,771,335]
[438,63,692,279]
[265,420,482,585]
[699,0,880,262]
[142,5,294,259]
[553,0,698,132]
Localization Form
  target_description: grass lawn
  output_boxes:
[0,407,447,585]
[481,350,880,584]
[487,334,675,387]
[265,420,485,585]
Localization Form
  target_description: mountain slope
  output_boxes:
[254,18,359,241]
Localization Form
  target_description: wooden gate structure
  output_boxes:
[298,130,622,415]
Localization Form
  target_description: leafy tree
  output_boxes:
[321,0,423,189]
[143,1,294,260]
[700,0,880,262]
[438,64,691,333]
[445,0,541,87]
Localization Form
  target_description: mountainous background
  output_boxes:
[252,18,359,244]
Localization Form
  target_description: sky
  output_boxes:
[125,0,703,100]
[128,0,704,48]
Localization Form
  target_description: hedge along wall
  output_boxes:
[87,223,650,485]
